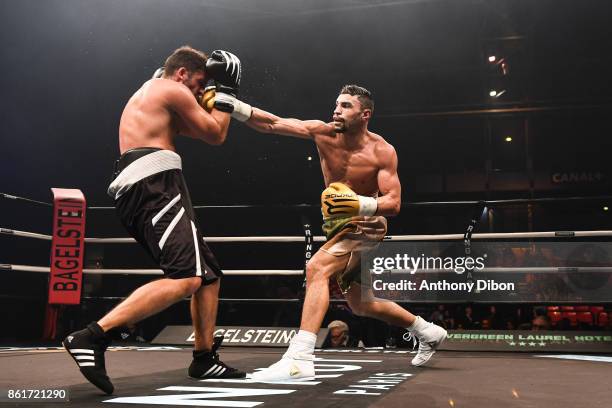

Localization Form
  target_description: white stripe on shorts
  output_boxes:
[152,194,182,226]
[190,221,202,276]
[158,207,185,250]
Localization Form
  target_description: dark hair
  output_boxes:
[340,84,374,114]
[163,45,208,76]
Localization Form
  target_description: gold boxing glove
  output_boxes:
[321,182,378,220]
[198,86,253,122]
[199,86,216,113]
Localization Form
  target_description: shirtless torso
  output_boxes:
[118,70,229,154]
[316,128,394,197]
[246,91,401,215]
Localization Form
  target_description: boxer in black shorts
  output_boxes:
[63,46,253,394]
[111,148,222,283]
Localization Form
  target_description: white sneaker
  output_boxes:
[406,322,447,367]
[250,352,315,382]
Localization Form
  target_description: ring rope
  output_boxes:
[82,296,306,303]
[3,192,612,210]
[3,227,612,243]
[3,264,611,276]
[0,264,303,276]
[382,267,612,274]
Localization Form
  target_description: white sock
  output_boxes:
[407,316,428,334]
[285,330,317,357]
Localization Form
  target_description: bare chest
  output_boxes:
[318,143,380,195]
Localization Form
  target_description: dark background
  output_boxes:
[1,0,612,341]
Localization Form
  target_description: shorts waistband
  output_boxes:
[115,147,163,175]
[107,149,182,200]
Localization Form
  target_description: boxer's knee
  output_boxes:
[305,257,321,280]
[346,286,375,317]
[181,276,203,296]
[200,277,220,294]
[346,295,367,317]
[306,251,347,284]
[350,299,380,318]
[305,257,333,284]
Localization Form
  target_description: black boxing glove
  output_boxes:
[204,50,252,121]
[205,50,242,97]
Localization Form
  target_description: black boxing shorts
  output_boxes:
[107,147,221,284]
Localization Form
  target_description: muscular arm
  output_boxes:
[376,144,401,216]
[245,107,334,139]
[167,82,230,145]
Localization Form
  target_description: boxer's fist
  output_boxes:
[205,50,241,97]
[321,182,377,219]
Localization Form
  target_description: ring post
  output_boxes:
[43,188,86,339]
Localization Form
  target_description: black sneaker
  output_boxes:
[188,336,246,379]
[63,322,114,394]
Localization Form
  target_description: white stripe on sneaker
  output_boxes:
[75,355,95,361]
[69,349,94,354]
[210,366,224,376]
[203,364,219,376]
[215,367,227,377]
[158,207,185,249]
[78,362,95,367]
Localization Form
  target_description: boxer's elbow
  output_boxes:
[377,200,400,217]
[386,198,401,216]
[202,123,227,145]
[390,202,401,216]
[206,134,225,145]
[209,130,227,145]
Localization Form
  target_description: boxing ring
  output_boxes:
[1,192,612,407]
[2,347,611,407]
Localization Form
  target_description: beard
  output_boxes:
[181,73,192,87]
[333,119,348,133]
[181,73,199,98]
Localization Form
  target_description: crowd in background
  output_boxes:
[321,302,612,348]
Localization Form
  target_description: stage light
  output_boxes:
[489,89,506,98]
